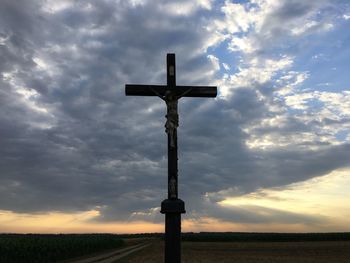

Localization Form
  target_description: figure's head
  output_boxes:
[164,90,174,100]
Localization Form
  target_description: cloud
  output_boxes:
[343,14,350,20]
[215,0,336,55]
[0,0,222,217]
[0,0,349,230]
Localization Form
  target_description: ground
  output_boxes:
[117,240,350,263]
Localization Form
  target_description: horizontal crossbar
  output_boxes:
[125,84,217,98]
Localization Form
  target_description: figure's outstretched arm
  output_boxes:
[177,88,193,99]
[150,87,194,101]
[150,87,166,100]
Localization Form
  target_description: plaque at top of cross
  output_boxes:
[125,53,217,263]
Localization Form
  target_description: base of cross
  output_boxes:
[161,199,185,263]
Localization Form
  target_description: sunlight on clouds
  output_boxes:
[183,217,243,232]
[290,21,333,36]
[207,54,220,71]
[212,0,339,74]
[2,69,55,129]
[284,92,314,110]
[128,0,146,7]
[219,56,292,98]
[220,1,257,33]
[285,91,350,117]
[244,132,331,150]
[4,70,49,115]
[244,116,342,150]
[33,57,48,70]
[0,210,163,234]
[316,91,350,117]
[228,36,256,53]
[162,0,213,16]
[41,0,73,14]
[0,33,9,46]
[245,83,350,149]
[291,21,318,35]
[197,0,213,10]
[1,169,349,233]
[15,87,52,123]
[183,217,324,233]
[0,210,100,233]
[222,63,230,71]
[217,0,331,54]
[246,134,292,149]
[3,166,350,235]
[219,168,350,231]
[276,71,309,96]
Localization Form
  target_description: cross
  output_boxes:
[125,53,217,263]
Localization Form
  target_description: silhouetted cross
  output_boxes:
[125,53,217,263]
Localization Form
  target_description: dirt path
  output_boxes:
[68,242,151,263]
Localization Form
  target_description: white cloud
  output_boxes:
[128,0,147,7]
[209,0,338,103]
[285,91,350,117]
[33,57,48,70]
[343,14,350,20]
[228,36,257,53]
[316,91,350,117]
[276,71,309,96]
[161,0,213,16]
[41,0,73,14]
[0,33,9,46]
[212,0,337,57]
[284,92,314,110]
[291,20,318,35]
[210,0,349,152]
[220,1,256,33]
[207,54,220,71]
[197,0,213,10]
[244,89,350,150]
[219,56,293,98]
[222,63,230,71]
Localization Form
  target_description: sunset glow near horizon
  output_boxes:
[1,168,350,233]
[1,0,350,234]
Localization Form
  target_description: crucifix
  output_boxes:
[125,53,217,263]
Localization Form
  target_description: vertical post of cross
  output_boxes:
[161,54,185,263]
[125,53,217,263]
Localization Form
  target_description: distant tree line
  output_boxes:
[181,232,350,242]
[118,233,164,239]
[115,232,350,242]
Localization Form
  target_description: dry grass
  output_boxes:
[117,240,350,263]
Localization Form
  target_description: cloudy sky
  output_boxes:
[1,0,350,233]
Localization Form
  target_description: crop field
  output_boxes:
[0,234,124,263]
[2,233,350,262]
[119,240,350,263]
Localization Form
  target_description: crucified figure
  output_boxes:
[164,92,178,148]
[150,88,192,148]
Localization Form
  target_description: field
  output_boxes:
[0,234,124,263]
[120,240,350,263]
[1,233,350,262]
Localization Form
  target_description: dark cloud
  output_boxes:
[0,0,349,227]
